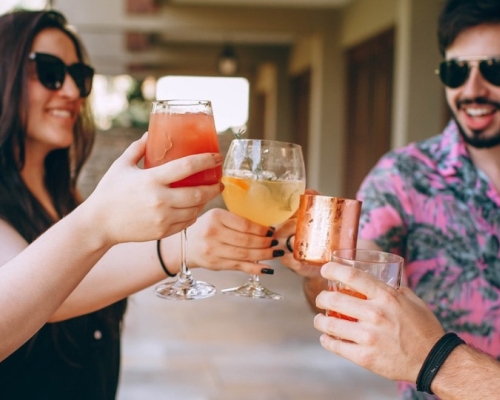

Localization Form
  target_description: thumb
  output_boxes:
[119,132,148,166]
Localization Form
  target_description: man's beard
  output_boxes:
[451,98,500,149]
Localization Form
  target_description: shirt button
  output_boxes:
[94,330,103,340]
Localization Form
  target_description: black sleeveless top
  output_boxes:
[0,300,127,400]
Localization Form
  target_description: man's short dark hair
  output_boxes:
[438,0,500,56]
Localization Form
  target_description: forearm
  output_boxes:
[48,237,176,321]
[431,345,500,399]
[0,208,111,360]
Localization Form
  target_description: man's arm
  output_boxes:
[314,261,500,399]
[431,344,500,399]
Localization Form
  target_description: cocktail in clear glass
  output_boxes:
[145,99,221,300]
[221,139,306,300]
[328,249,403,320]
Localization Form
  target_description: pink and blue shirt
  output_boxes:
[357,120,500,399]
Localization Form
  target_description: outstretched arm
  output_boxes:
[51,206,285,320]
[0,134,222,359]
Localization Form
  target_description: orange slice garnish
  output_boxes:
[223,176,250,191]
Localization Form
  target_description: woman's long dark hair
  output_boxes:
[0,9,126,356]
[0,9,95,241]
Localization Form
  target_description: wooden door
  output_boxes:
[252,92,266,140]
[290,70,311,169]
[343,29,394,199]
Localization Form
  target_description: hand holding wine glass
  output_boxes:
[221,139,306,300]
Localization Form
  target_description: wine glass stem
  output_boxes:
[249,274,260,286]
[178,228,192,282]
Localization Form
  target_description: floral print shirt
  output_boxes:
[357,120,500,400]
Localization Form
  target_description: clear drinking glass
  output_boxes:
[221,139,306,300]
[145,99,222,300]
[328,249,404,320]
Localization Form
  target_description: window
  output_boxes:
[156,76,249,134]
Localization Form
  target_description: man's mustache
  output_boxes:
[457,97,500,109]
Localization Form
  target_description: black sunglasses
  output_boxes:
[437,56,500,88]
[29,52,94,98]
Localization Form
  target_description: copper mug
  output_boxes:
[293,194,362,265]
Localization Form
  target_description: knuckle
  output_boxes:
[326,337,342,353]
[200,242,213,257]
[362,330,378,347]
[236,217,252,231]
[235,247,251,259]
[356,350,375,367]
[354,324,375,345]
[344,267,361,281]
[325,290,344,310]
[324,316,341,336]
[211,208,225,220]
[239,234,254,248]
[366,305,385,325]
[179,158,194,171]
[191,188,204,204]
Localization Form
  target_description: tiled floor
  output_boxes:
[116,259,399,400]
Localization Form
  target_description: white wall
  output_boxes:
[340,0,397,47]
[393,0,443,147]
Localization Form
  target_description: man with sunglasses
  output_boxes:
[352,0,500,397]
[281,0,500,398]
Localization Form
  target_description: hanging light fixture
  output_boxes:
[217,44,239,76]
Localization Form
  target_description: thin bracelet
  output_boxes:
[416,332,465,394]
[156,239,177,277]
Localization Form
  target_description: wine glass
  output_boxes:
[145,99,222,300]
[221,139,306,300]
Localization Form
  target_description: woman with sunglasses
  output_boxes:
[280,0,500,398]
[0,9,284,400]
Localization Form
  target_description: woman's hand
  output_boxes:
[81,133,223,247]
[186,208,281,274]
[274,188,323,279]
[313,261,444,383]
[274,216,323,278]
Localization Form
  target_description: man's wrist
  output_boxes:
[430,343,500,399]
[416,333,465,394]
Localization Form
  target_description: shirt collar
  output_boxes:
[436,120,471,177]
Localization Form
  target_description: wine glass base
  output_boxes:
[221,282,283,300]
[155,280,216,300]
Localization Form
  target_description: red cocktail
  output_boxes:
[146,100,221,301]
[145,106,221,187]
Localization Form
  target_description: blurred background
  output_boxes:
[1,0,447,398]
[2,0,448,200]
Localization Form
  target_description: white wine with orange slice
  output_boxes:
[220,139,306,300]
[221,175,305,226]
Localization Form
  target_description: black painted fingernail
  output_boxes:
[261,268,274,275]
[273,250,285,257]
[266,228,275,237]
[270,239,279,247]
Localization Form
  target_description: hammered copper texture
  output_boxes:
[293,195,362,265]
